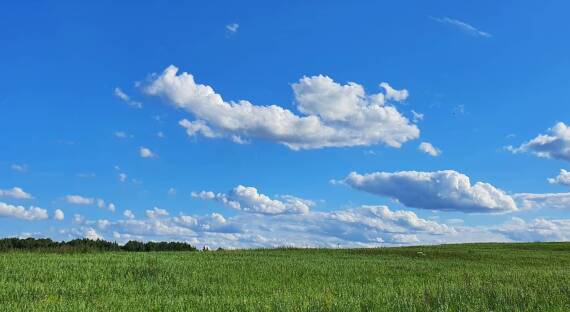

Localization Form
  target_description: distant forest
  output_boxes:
[0,237,198,252]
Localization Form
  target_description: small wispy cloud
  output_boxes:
[430,16,492,38]
[114,131,134,139]
[226,23,239,34]
[10,164,27,172]
[114,87,142,109]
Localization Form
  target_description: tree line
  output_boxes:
[0,237,198,252]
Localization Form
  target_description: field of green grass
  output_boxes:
[1,243,569,311]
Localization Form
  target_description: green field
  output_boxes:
[1,243,569,311]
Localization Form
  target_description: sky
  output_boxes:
[1,0,570,248]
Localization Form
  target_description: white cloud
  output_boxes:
[431,16,492,38]
[418,142,441,157]
[143,65,419,150]
[65,195,94,205]
[226,23,239,33]
[10,164,27,172]
[139,147,156,158]
[379,82,409,102]
[63,204,456,248]
[53,209,65,221]
[123,209,135,219]
[411,110,424,122]
[118,173,128,182]
[507,122,570,162]
[0,187,33,200]
[146,207,169,219]
[192,185,313,215]
[114,87,142,108]
[73,214,84,224]
[168,187,177,195]
[65,195,112,210]
[191,191,216,200]
[114,131,133,139]
[496,217,570,242]
[344,170,518,213]
[58,201,570,248]
[0,202,48,220]
[84,228,103,241]
[548,169,570,187]
[513,193,570,210]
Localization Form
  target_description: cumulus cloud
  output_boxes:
[379,82,409,102]
[123,209,135,219]
[507,122,570,162]
[84,228,103,241]
[192,185,313,215]
[139,147,156,158]
[61,204,458,248]
[430,16,492,38]
[114,87,142,109]
[65,195,114,211]
[496,217,570,242]
[0,202,48,220]
[53,209,65,221]
[146,207,169,219]
[418,142,441,156]
[0,187,33,200]
[65,195,94,205]
[513,193,570,210]
[143,65,419,150]
[344,170,518,213]
[56,201,570,248]
[548,169,570,187]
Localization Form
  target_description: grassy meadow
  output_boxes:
[0,243,569,311]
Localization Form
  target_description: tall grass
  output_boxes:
[0,243,569,311]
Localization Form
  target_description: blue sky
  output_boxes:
[1,1,570,247]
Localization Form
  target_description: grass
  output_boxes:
[0,243,569,311]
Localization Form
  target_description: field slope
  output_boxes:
[1,243,569,311]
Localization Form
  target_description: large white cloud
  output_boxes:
[192,185,313,215]
[344,170,518,213]
[548,169,570,187]
[143,65,419,150]
[0,187,33,200]
[508,122,570,162]
[0,202,48,220]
